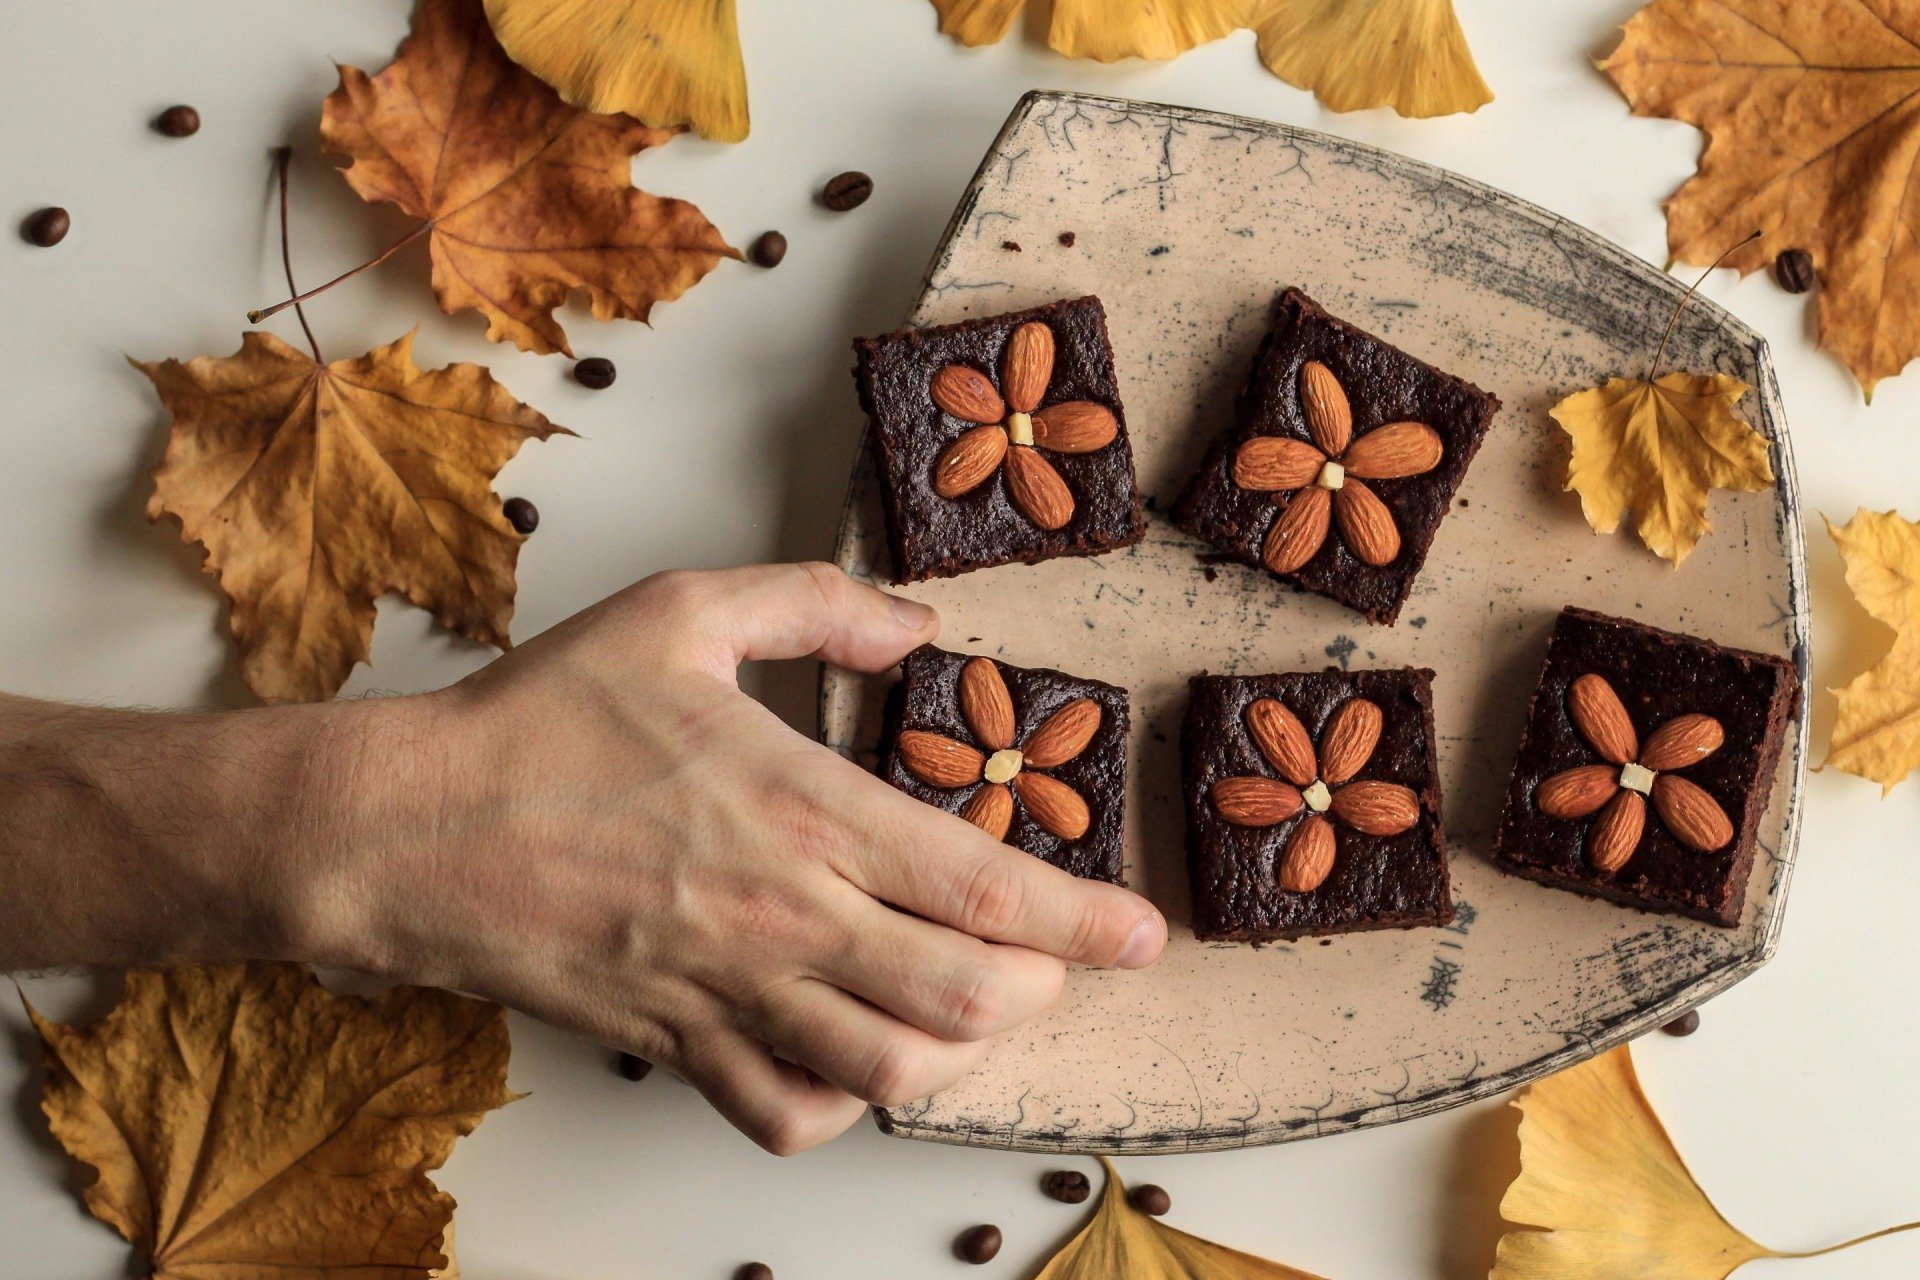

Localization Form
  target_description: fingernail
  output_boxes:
[890,594,935,631]
[1116,912,1165,969]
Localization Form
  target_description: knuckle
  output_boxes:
[635,569,707,621]
[753,1112,816,1158]
[860,1036,929,1107]
[957,859,1028,939]
[1063,897,1118,964]
[794,560,848,607]
[939,963,1007,1042]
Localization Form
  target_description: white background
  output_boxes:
[3,2,1919,1276]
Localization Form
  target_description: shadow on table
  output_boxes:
[1431,1099,1521,1280]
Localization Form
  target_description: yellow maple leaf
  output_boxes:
[29,964,516,1280]
[1494,1045,1920,1278]
[1035,1158,1327,1279]
[1825,508,1920,792]
[320,0,737,356]
[1603,0,1920,395]
[137,330,565,704]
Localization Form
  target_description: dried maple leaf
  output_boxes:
[1825,508,1920,792]
[1494,1045,1919,1277]
[1603,0,1920,395]
[1035,1158,1327,1279]
[29,963,516,1280]
[138,330,565,704]
[927,0,1490,116]
[319,0,737,356]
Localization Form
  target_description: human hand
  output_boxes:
[312,563,1166,1153]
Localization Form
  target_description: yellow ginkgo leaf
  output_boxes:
[1495,1045,1920,1279]
[1248,0,1492,117]
[1036,1158,1327,1279]
[1825,509,1920,792]
[483,0,749,142]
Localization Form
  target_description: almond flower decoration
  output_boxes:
[1536,674,1733,873]
[1233,359,1444,571]
[898,657,1102,842]
[930,321,1120,531]
[1210,695,1421,892]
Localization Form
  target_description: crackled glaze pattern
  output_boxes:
[823,92,1808,1153]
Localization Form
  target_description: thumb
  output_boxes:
[684,562,939,676]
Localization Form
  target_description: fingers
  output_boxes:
[647,562,938,677]
[678,1029,869,1156]
[743,977,992,1109]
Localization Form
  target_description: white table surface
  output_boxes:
[4,2,1919,1277]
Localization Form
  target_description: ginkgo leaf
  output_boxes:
[138,330,565,704]
[1550,371,1775,566]
[482,0,749,142]
[1494,1045,1920,1278]
[1825,509,1920,792]
[29,963,516,1280]
[321,0,737,356]
[1036,1158,1327,1279]
[1603,0,1920,394]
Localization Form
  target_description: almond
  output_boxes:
[958,658,1015,750]
[1342,421,1443,480]
[1536,764,1619,819]
[1001,322,1055,413]
[1022,698,1101,768]
[1328,780,1420,836]
[1568,674,1638,765]
[1014,771,1090,840]
[1278,815,1336,892]
[930,364,1005,424]
[1640,714,1725,772]
[1299,360,1353,456]
[1588,789,1646,874]
[934,425,1008,498]
[961,782,1014,841]
[1652,775,1733,852]
[1004,444,1074,530]
[1334,479,1400,566]
[1246,698,1317,786]
[1261,485,1331,574]
[1317,698,1383,785]
[1031,401,1118,453]
[1232,437,1324,491]
[898,730,984,788]
[1210,776,1303,827]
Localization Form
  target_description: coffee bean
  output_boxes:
[616,1052,653,1080]
[821,171,873,212]
[1130,1184,1171,1216]
[573,356,616,390]
[955,1224,1002,1264]
[155,105,201,137]
[503,497,539,535]
[1774,248,1815,294]
[735,1264,773,1280]
[1042,1169,1091,1204]
[22,207,69,247]
[749,230,787,268]
[1662,1009,1701,1037]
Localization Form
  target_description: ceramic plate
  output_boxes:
[822,91,1809,1153]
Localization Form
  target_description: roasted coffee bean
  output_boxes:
[821,170,873,211]
[1043,1169,1091,1204]
[955,1224,1002,1264]
[503,497,539,535]
[1774,248,1815,294]
[155,105,201,137]
[749,230,788,268]
[1131,1184,1172,1216]
[1662,1009,1701,1037]
[22,207,69,247]
[616,1052,653,1080]
[573,356,616,390]
[735,1264,773,1280]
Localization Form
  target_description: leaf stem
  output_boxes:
[1645,229,1763,383]
[270,147,323,363]
[247,220,431,327]
[1773,1220,1920,1259]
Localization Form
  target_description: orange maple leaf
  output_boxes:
[320,0,737,356]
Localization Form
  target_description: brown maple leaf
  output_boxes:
[317,0,737,356]
[137,330,566,704]
[29,963,516,1280]
[1603,0,1920,395]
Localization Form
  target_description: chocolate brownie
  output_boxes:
[1491,607,1800,927]
[854,296,1144,582]
[1181,668,1450,941]
[882,646,1128,883]
[1172,288,1499,624]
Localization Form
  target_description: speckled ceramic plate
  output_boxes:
[822,91,1809,1153]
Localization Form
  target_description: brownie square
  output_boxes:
[1491,607,1800,927]
[881,646,1129,883]
[854,296,1144,582]
[1172,288,1499,624]
[1181,668,1451,941]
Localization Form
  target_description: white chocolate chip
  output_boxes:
[1619,762,1655,795]
[984,748,1024,784]
[1316,460,1345,491]
[1006,411,1035,447]
[1303,780,1332,812]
